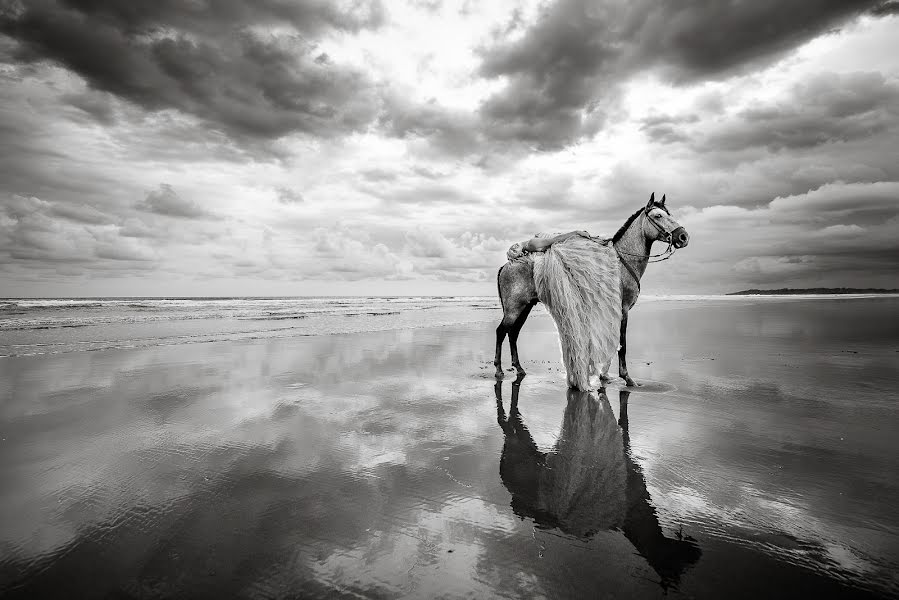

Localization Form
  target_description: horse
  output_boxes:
[494,193,689,386]
[495,378,701,589]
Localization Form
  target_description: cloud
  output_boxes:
[476,0,622,149]
[645,72,899,153]
[630,0,884,81]
[379,94,481,157]
[135,184,212,219]
[0,0,385,145]
[658,180,899,291]
[60,89,117,125]
[767,180,899,222]
[403,227,455,258]
[0,2,897,294]
[0,194,157,268]
[474,0,889,149]
[310,226,413,280]
[49,202,113,225]
[275,187,304,204]
[870,0,899,15]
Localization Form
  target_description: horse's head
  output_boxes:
[642,193,689,249]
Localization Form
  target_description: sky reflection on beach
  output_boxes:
[0,298,897,598]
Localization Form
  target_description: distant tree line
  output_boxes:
[728,288,899,295]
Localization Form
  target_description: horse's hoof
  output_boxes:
[599,374,613,384]
[495,371,504,380]
[624,379,639,387]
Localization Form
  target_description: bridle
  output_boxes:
[612,207,679,291]
[615,208,677,263]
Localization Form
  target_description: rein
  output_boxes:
[614,245,644,293]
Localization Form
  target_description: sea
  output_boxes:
[2,294,893,358]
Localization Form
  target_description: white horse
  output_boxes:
[494,194,689,387]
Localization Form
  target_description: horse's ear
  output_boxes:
[647,192,655,209]
[660,194,666,206]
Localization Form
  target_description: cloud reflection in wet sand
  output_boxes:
[0,298,897,598]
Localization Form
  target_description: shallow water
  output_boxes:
[0,296,500,356]
[0,298,897,598]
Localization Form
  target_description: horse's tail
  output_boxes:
[533,238,622,390]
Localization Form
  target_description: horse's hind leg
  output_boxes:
[495,300,530,378]
[508,303,534,377]
[494,320,508,379]
[600,357,614,383]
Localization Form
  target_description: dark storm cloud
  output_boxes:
[136,184,212,219]
[632,0,882,81]
[477,0,621,149]
[475,0,889,148]
[868,0,899,16]
[0,0,384,143]
[50,0,385,33]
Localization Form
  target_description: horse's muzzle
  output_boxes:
[671,227,689,248]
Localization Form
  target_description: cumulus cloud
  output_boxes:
[310,226,413,281]
[404,227,455,258]
[136,184,212,219]
[0,194,157,269]
[275,187,304,204]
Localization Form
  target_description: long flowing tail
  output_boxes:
[533,238,622,390]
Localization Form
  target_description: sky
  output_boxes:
[1,0,898,297]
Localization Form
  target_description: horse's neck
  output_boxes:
[614,214,651,280]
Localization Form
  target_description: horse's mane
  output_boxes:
[612,207,645,242]
[611,201,669,242]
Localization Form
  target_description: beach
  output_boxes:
[1,296,897,599]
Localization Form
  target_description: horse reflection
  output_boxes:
[495,378,701,589]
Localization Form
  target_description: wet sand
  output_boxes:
[1,298,898,598]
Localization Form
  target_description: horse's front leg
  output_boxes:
[618,312,638,387]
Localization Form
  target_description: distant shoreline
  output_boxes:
[728,288,899,295]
